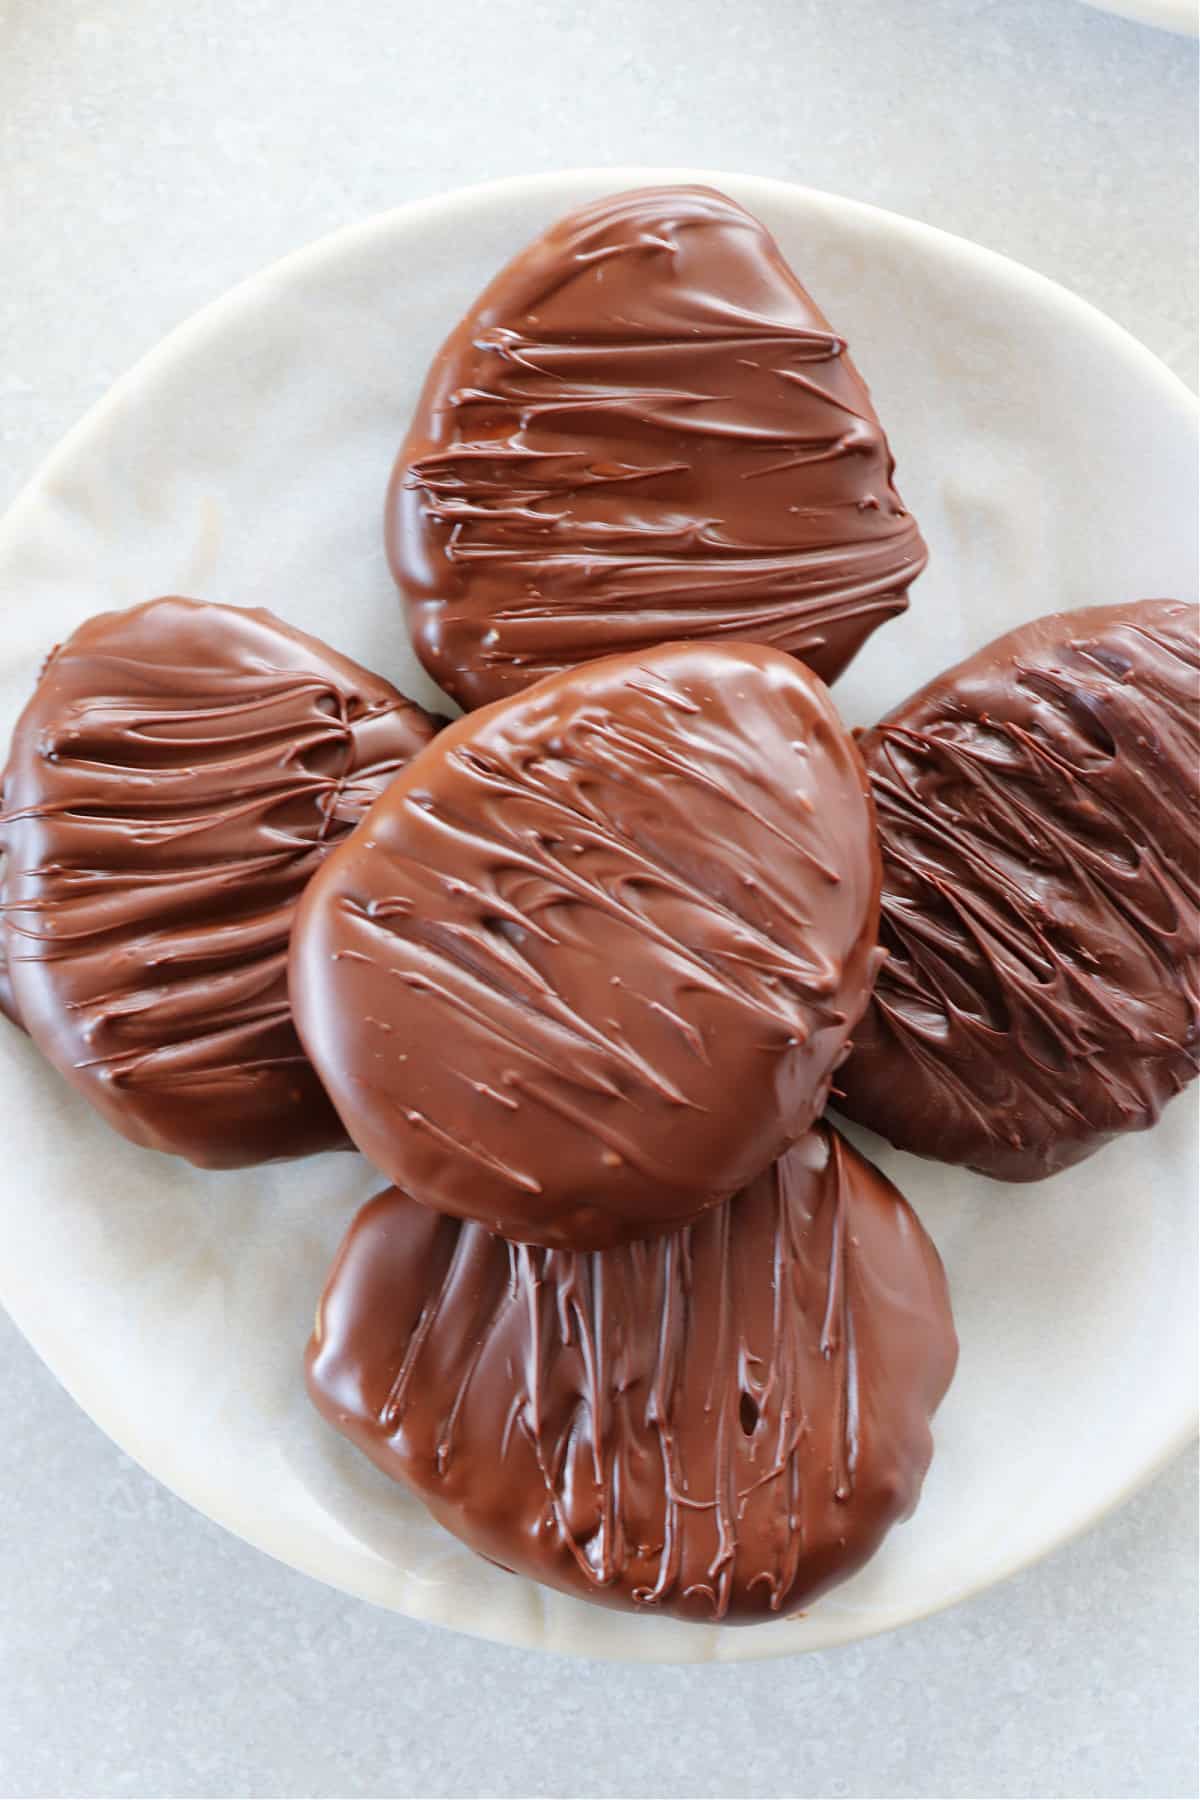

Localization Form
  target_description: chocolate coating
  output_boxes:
[836,600,1200,1180]
[307,1124,957,1625]
[3,598,438,1167]
[388,184,926,710]
[291,640,881,1248]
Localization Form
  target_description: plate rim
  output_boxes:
[1,165,1196,1664]
[1079,0,1198,35]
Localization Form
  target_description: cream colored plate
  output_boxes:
[0,169,1196,1663]
[1080,0,1197,33]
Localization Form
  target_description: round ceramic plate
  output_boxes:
[0,169,1196,1664]
[1080,0,1197,32]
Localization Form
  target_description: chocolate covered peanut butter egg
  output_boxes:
[3,598,439,1166]
[291,640,881,1247]
[388,184,926,710]
[836,599,1200,1180]
[307,1124,957,1625]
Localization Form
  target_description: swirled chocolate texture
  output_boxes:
[836,600,1200,1180]
[291,640,881,1247]
[2,598,439,1167]
[307,1124,957,1625]
[388,184,927,711]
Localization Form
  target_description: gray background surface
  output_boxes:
[0,3,1196,1796]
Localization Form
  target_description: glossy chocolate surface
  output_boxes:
[307,1124,957,1625]
[291,640,881,1247]
[836,600,1200,1180]
[388,184,926,710]
[3,598,438,1166]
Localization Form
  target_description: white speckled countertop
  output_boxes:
[0,3,1196,1796]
